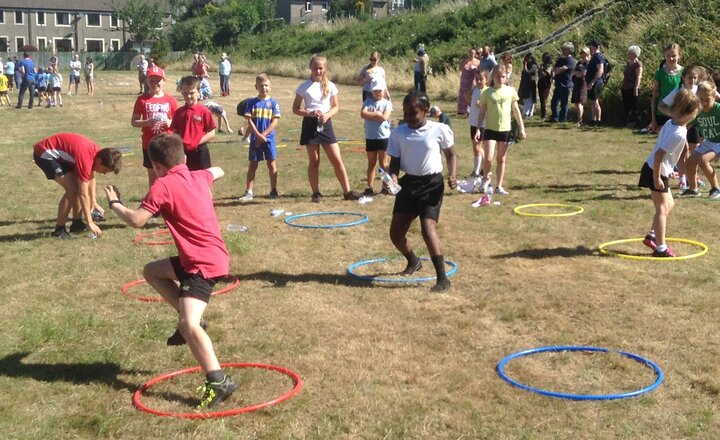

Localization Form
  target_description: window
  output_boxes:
[14,11,23,25]
[86,13,100,27]
[0,37,8,52]
[110,39,120,51]
[16,37,24,51]
[56,12,70,26]
[54,38,72,52]
[304,1,312,12]
[0,11,5,24]
[322,1,329,10]
[110,14,118,28]
[37,12,45,26]
[37,37,47,50]
[85,39,104,52]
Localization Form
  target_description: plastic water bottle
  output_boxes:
[226,224,248,232]
[316,117,324,133]
[378,168,401,195]
[486,185,494,200]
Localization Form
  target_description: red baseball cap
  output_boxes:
[147,66,165,79]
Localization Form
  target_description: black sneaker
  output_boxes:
[681,188,701,197]
[363,187,374,197]
[311,192,323,203]
[380,188,390,196]
[167,319,208,346]
[269,189,280,199]
[69,220,88,233]
[708,188,720,199]
[343,191,361,201]
[51,228,71,240]
[196,376,239,409]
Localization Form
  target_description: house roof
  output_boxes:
[0,1,168,13]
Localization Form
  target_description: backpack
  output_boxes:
[602,57,613,83]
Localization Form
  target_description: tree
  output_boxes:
[114,0,163,51]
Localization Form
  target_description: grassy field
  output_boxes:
[2,70,720,439]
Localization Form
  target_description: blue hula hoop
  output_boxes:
[497,345,663,401]
[347,257,458,283]
[284,211,369,229]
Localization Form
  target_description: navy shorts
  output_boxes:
[300,117,337,145]
[638,162,669,193]
[365,138,388,152]
[34,154,72,179]
[169,256,222,303]
[470,126,484,141]
[587,81,604,101]
[185,144,212,171]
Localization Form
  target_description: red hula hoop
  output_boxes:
[121,276,241,303]
[133,229,174,246]
[133,362,303,419]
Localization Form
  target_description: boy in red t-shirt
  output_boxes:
[103,133,236,409]
[131,66,178,188]
[170,76,216,170]
[33,132,122,239]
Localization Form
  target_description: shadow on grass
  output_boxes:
[241,270,365,288]
[0,218,56,227]
[491,246,595,259]
[0,223,131,242]
[0,352,146,392]
[578,169,638,175]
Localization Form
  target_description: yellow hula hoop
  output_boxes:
[513,203,585,217]
[598,237,709,261]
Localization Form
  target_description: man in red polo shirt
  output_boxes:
[33,132,122,239]
[103,133,236,409]
[170,76,216,170]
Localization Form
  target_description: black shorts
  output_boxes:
[470,126,484,141]
[655,114,670,128]
[186,143,212,171]
[687,126,700,144]
[638,162,669,193]
[393,173,444,221]
[483,129,512,143]
[169,256,221,303]
[34,154,72,179]
[52,86,61,92]
[300,117,337,145]
[37,86,47,92]
[587,81,604,101]
[365,138,388,152]
[142,149,152,168]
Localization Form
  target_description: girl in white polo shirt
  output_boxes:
[387,91,457,292]
[292,54,359,202]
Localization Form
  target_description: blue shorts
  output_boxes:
[249,139,277,162]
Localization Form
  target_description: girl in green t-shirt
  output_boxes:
[651,43,683,133]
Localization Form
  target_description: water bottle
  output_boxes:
[316,117,324,133]
[486,185,494,200]
[378,168,401,195]
[226,224,248,232]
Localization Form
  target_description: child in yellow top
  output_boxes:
[0,74,10,106]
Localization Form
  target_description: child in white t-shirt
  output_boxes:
[360,77,393,196]
[468,69,488,178]
[637,87,700,257]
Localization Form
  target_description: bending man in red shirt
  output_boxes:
[103,133,237,409]
[33,132,122,238]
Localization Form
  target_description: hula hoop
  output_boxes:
[513,203,585,217]
[598,237,708,261]
[497,345,663,401]
[347,257,458,283]
[121,276,240,303]
[133,362,302,419]
[133,229,173,246]
[284,211,369,229]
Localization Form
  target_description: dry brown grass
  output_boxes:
[2,70,720,439]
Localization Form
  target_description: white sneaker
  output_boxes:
[679,181,688,191]
[238,191,253,202]
[495,186,509,195]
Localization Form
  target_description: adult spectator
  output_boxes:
[585,39,607,126]
[414,44,430,92]
[457,48,480,116]
[68,53,82,95]
[518,53,538,118]
[137,54,148,94]
[358,51,387,102]
[13,56,22,93]
[537,53,553,120]
[479,45,498,73]
[49,51,58,70]
[501,52,514,81]
[621,45,643,129]
[193,53,209,78]
[549,42,575,123]
[219,53,231,97]
[4,56,15,90]
[15,52,36,109]
[571,47,589,125]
